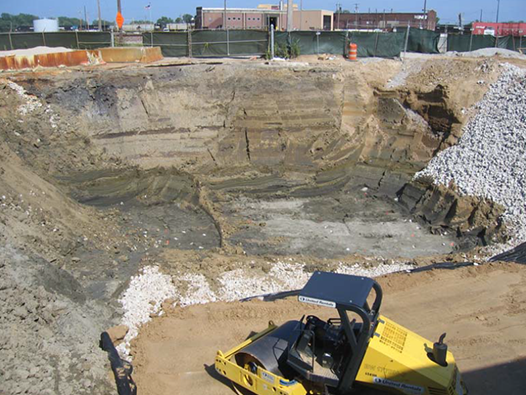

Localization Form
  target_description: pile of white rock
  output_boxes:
[416,64,526,249]
[116,266,177,359]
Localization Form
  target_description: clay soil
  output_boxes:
[132,262,526,395]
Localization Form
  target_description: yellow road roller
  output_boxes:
[215,271,467,395]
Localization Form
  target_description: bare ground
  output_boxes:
[131,262,526,395]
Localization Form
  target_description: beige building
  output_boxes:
[294,10,333,31]
[195,4,333,31]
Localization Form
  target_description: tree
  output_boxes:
[0,13,39,32]
[175,17,183,23]
[58,16,82,29]
[157,16,174,27]
[182,14,193,23]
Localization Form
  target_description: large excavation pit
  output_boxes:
[1,55,522,395]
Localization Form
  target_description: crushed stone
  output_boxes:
[116,266,177,359]
[415,63,526,253]
[116,261,413,358]
[448,48,526,60]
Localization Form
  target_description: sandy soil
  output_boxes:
[0,46,73,57]
[132,262,526,395]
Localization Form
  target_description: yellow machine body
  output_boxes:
[215,315,466,395]
[355,315,465,395]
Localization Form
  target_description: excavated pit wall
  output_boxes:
[21,62,504,248]
[0,58,509,395]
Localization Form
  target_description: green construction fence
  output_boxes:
[447,34,525,52]
[143,30,268,57]
[0,31,112,51]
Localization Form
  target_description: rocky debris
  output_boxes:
[450,48,526,60]
[398,181,506,247]
[416,64,526,251]
[116,266,177,360]
[0,246,113,395]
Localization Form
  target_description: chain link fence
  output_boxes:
[0,32,112,51]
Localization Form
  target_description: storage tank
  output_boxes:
[33,19,59,32]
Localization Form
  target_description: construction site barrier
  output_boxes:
[274,31,346,55]
[348,43,357,60]
[0,32,112,51]
[346,31,406,58]
[3,30,523,60]
[447,34,524,52]
[143,30,268,57]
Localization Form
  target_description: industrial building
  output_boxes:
[195,4,333,31]
[472,22,526,36]
[333,10,437,31]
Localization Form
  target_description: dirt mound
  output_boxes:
[131,262,526,395]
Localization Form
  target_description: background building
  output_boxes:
[333,10,437,31]
[195,4,332,30]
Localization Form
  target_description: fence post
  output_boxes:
[403,23,410,59]
[316,31,321,55]
[374,30,379,57]
[8,32,14,50]
[226,29,230,56]
[469,30,474,52]
[75,31,80,49]
[270,24,275,59]
[111,31,115,47]
[42,31,47,47]
[188,29,192,58]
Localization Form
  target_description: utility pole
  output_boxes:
[97,0,102,30]
[480,9,483,22]
[84,6,88,30]
[336,3,341,30]
[423,0,427,29]
[117,0,123,45]
[300,0,303,30]
[496,0,500,23]
[287,0,293,31]
[354,3,359,30]
[223,0,227,29]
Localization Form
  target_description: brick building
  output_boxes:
[333,10,437,31]
[195,4,333,31]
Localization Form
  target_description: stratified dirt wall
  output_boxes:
[29,63,448,180]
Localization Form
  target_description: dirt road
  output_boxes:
[132,262,526,395]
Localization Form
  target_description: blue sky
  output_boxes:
[1,0,525,25]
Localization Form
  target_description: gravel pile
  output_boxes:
[448,48,526,60]
[415,64,526,249]
[217,261,413,301]
[116,266,177,359]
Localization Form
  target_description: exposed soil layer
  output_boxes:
[132,262,526,395]
[1,56,524,394]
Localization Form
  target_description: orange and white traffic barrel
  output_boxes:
[348,43,357,61]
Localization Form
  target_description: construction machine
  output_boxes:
[215,271,467,395]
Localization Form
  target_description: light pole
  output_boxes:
[496,0,500,23]
[97,0,102,31]
[224,0,227,29]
